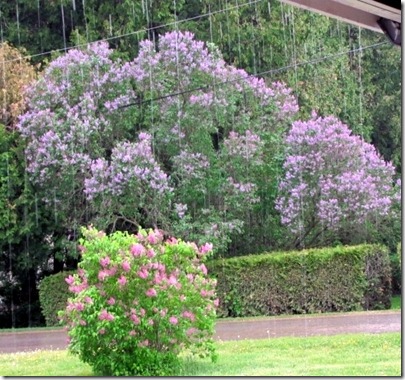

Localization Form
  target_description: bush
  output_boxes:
[208,244,391,317]
[38,270,75,326]
[390,243,402,294]
[59,226,218,376]
[276,114,397,248]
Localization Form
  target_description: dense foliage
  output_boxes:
[1,0,400,166]
[60,226,217,376]
[38,270,75,326]
[18,31,298,256]
[275,114,400,248]
[0,43,36,126]
[208,244,392,317]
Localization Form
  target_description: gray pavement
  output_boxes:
[0,310,401,354]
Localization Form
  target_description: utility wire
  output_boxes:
[117,40,388,110]
[0,0,263,64]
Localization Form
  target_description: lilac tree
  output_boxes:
[118,31,298,252]
[18,31,299,255]
[276,113,398,248]
[18,42,140,230]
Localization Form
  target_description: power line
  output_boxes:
[118,40,389,110]
[0,0,263,64]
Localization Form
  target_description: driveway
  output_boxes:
[0,310,401,353]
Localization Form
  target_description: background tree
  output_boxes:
[0,43,49,327]
[1,0,400,169]
[0,42,36,126]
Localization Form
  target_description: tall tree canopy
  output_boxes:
[18,31,298,256]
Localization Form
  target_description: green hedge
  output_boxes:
[390,242,402,294]
[208,244,392,318]
[38,271,75,326]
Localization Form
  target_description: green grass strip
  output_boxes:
[390,295,401,310]
[1,332,400,376]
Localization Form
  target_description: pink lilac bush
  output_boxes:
[275,113,397,247]
[59,226,218,376]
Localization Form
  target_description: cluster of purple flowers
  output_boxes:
[18,30,303,252]
[276,115,397,234]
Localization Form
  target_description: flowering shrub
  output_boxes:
[276,113,397,248]
[18,30,299,256]
[59,226,218,376]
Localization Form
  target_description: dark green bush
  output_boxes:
[390,242,402,294]
[38,271,75,326]
[208,244,392,317]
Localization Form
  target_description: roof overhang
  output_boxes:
[278,0,401,46]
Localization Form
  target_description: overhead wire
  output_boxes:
[117,40,389,110]
[0,0,263,64]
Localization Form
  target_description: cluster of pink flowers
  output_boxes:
[99,309,114,321]
[61,227,218,372]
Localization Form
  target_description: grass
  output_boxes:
[0,326,63,333]
[0,332,401,376]
[391,294,401,310]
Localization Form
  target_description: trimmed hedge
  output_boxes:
[38,271,75,326]
[208,244,392,317]
[390,242,402,294]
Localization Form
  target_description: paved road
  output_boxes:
[0,311,400,354]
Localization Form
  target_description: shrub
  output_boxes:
[390,243,402,294]
[38,270,75,326]
[59,226,218,376]
[276,114,397,248]
[208,244,391,317]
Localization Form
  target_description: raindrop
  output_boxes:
[236,0,242,65]
[15,1,21,46]
[70,10,75,35]
[9,241,15,328]
[251,28,257,75]
[35,193,39,227]
[54,189,58,225]
[280,2,288,61]
[358,27,364,138]
[173,0,182,147]
[72,0,76,12]
[145,0,150,25]
[37,0,43,51]
[225,1,231,54]
[208,4,214,43]
[82,0,89,42]
[61,2,67,51]
[290,6,298,92]
[109,14,113,37]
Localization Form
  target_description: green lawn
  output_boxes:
[391,294,401,310]
[1,332,401,376]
